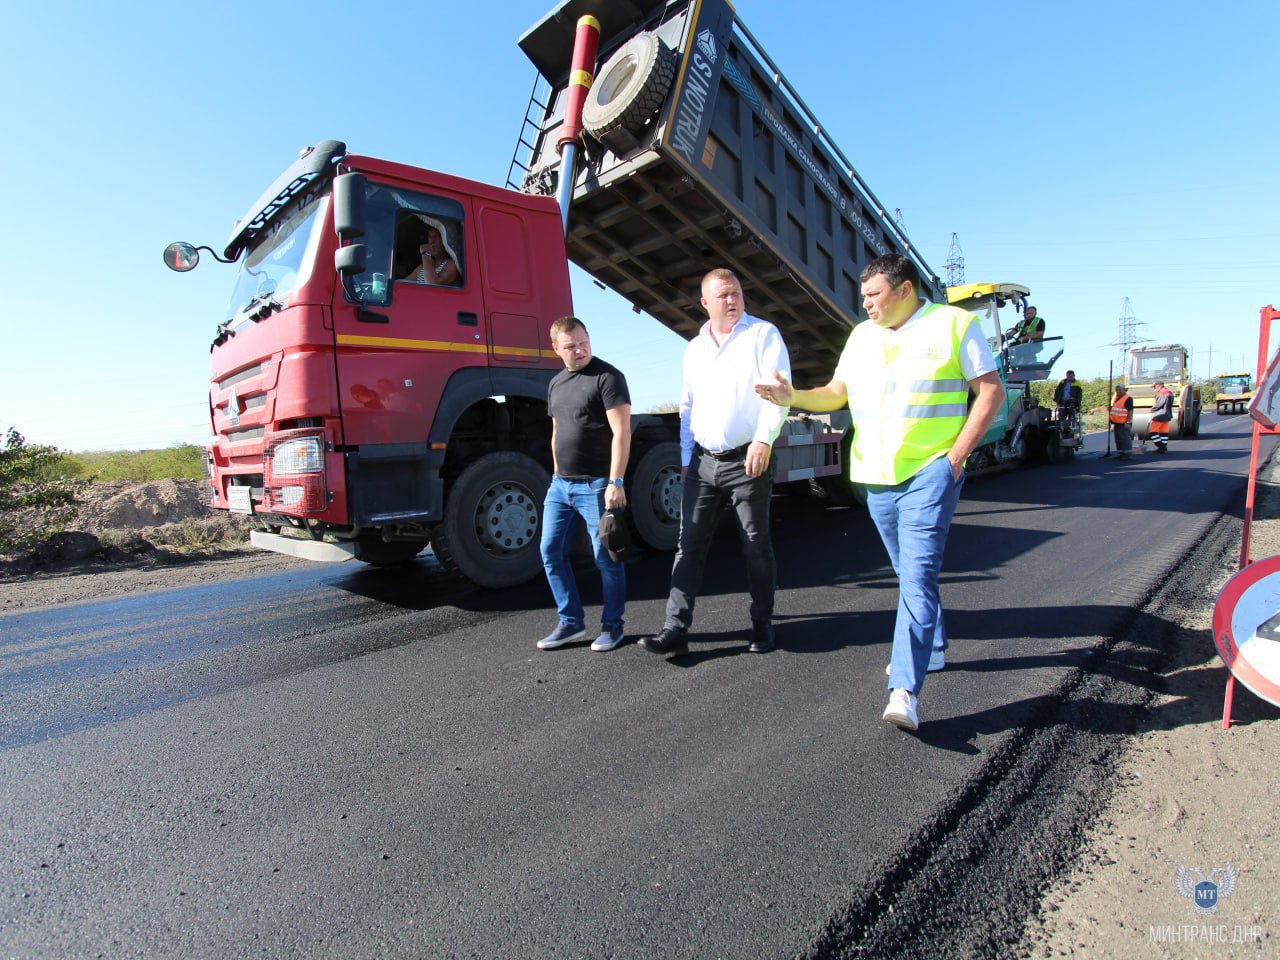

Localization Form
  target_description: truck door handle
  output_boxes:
[457,312,478,327]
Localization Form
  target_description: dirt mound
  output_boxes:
[2,478,253,574]
[77,479,211,531]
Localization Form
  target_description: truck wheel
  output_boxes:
[1020,426,1042,464]
[355,535,427,567]
[582,32,676,139]
[432,452,549,588]
[809,475,867,508]
[1045,436,1063,464]
[629,441,682,551]
[807,429,864,507]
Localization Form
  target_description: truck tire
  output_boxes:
[1045,436,1063,464]
[1020,426,1043,464]
[809,475,867,508]
[356,535,426,567]
[807,429,865,507]
[629,441,682,551]
[431,452,549,589]
[582,32,676,139]
[1170,385,1192,438]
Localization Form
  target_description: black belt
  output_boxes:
[698,443,750,461]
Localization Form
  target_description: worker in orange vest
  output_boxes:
[1149,380,1174,454]
[1110,384,1134,460]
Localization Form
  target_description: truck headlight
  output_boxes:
[271,436,324,475]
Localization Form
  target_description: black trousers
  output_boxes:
[663,449,776,632]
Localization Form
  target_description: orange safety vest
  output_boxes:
[1109,399,1130,424]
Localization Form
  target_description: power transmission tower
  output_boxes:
[893,208,908,234]
[1114,297,1148,366]
[943,233,965,288]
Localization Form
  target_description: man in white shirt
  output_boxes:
[639,268,792,657]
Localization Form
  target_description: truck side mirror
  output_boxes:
[163,242,200,272]
[332,172,367,240]
[335,243,367,275]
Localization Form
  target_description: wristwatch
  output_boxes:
[611,478,625,487]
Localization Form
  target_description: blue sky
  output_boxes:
[2,0,1276,451]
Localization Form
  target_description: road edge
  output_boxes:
[797,452,1268,959]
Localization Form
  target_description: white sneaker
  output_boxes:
[885,649,945,675]
[882,689,919,731]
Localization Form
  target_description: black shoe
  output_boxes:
[639,628,689,656]
[748,620,775,654]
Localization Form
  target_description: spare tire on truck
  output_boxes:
[582,32,677,139]
[431,452,549,589]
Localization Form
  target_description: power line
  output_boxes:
[1109,297,1149,367]
[943,233,965,287]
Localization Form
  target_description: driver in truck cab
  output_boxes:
[397,215,461,286]
[1008,305,1045,345]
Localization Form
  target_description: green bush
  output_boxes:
[62,443,204,482]
[0,428,85,553]
[1029,377,1113,412]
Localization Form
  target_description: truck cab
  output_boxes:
[172,142,587,586]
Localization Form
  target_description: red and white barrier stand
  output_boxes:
[1217,305,1280,728]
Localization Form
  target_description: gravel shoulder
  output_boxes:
[1018,448,1280,957]
[0,478,304,611]
[0,549,308,612]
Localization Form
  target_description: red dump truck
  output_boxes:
[164,0,948,587]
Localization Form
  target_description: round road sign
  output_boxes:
[1213,554,1280,708]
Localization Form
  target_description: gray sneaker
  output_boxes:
[590,625,624,652]
[537,623,587,650]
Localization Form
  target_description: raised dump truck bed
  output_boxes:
[512,0,943,386]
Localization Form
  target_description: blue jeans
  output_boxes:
[540,476,625,630]
[865,456,964,696]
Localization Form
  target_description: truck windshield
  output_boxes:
[1219,375,1250,394]
[223,193,325,323]
[1130,350,1183,384]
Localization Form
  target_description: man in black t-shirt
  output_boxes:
[536,316,632,653]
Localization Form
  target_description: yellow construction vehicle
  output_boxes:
[1216,373,1254,415]
[946,283,1081,465]
[1127,343,1202,438]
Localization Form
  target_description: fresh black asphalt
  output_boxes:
[0,413,1269,958]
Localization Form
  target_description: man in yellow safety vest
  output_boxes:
[756,254,1005,731]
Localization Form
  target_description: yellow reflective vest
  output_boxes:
[835,302,976,485]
